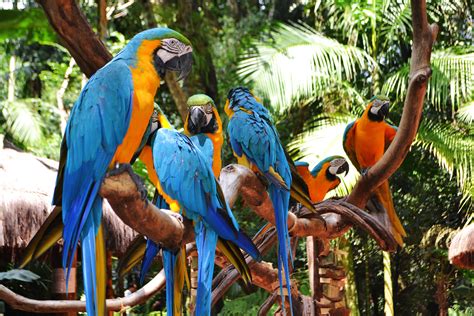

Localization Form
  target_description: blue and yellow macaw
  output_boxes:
[343,96,406,246]
[143,126,259,315]
[184,94,224,177]
[224,87,295,313]
[294,156,349,203]
[51,28,192,316]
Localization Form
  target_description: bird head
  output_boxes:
[225,87,267,118]
[129,28,193,81]
[310,156,350,181]
[367,96,390,122]
[185,94,220,135]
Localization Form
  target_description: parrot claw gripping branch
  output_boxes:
[0,0,438,314]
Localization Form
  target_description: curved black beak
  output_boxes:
[337,161,350,177]
[187,107,206,134]
[165,52,193,81]
[379,101,390,118]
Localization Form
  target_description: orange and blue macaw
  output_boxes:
[143,126,259,315]
[294,156,349,203]
[343,96,406,246]
[225,87,295,313]
[52,28,192,316]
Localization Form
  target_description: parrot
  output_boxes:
[342,96,406,246]
[123,109,260,315]
[294,156,350,203]
[224,86,296,313]
[145,126,260,316]
[21,28,193,316]
[17,107,165,271]
[184,94,224,177]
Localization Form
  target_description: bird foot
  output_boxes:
[360,167,370,176]
[160,209,184,223]
[108,163,148,201]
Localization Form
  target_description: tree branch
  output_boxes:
[0,270,166,313]
[99,170,194,250]
[38,0,111,77]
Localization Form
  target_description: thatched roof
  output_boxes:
[449,224,474,270]
[0,148,137,263]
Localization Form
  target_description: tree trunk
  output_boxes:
[383,251,394,316]
[51,246,77,316]
[56,58,75,133]
[8,55,16,102]
[342,241,360,316]
[97,0,107,40]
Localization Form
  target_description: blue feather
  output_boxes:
[139,239,161,286]
[194,221,218,316]
[227,88,294,315]
[151,128,261,314]
[162,249,179,316]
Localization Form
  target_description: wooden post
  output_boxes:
[51,245,76,316]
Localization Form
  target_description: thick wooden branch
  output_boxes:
[0,270,165,312]
[38,0,111,77]
[346,0,438,208]
[99,170,194,249]
[219,164,396,250]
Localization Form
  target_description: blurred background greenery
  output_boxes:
[0,0,472,315]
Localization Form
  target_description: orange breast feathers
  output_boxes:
[111,39,161,165]
[296,163,340,203]
[207,108,224,177]
[354,117,387,169]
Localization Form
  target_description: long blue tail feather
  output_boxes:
[162,249,178,316]
[139,239,161,286]
[269,184,293,316]
[195,221,218,316]
[81,215,99,316]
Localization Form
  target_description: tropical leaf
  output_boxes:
[383,49,474,112]
[415,119,474,206]
[0,269,41,282]
[0,99,44,145]
[237,23,374,112]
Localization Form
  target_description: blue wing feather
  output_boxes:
[152,128,260,314]
[61,60,133,316]
[227,100,294,315]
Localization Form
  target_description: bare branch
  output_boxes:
[99,170,194,250]
[0,270,165,313]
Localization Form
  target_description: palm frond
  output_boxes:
[457,101,474,123]
[1,99,43,145]
[237,23,374,112]
[415,119,474,206]
[382,49,474,112]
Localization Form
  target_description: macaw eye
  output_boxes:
[204,103,213,114]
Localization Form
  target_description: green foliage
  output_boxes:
[238,23,374,112]
[0,269,40,282]
[0,9,57,44]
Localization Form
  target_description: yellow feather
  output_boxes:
[96,224,107,316]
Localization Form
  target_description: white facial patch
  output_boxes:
[329,158,347,175]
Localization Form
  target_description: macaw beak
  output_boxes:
[188,106,212,134]
[379,101,390,118]
[165,52,193,81]
[337,161,350,177]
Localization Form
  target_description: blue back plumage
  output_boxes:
[61,60,133,316]
[152,128,260,315]
[190,134,214,167]
[227,88,294,315]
